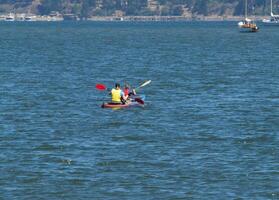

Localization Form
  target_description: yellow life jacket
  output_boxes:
[111,88,122,103]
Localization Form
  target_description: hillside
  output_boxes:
[0,0,277,17]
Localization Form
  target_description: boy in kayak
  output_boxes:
[110,83,127,104]
[124,84,136,100]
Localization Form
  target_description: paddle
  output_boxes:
[95,84,107,91]
[134,98,144,105]
[134,80,151,91]
[96,80,151,92]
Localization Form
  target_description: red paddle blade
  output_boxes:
[96,84,106,90]
[135,98,144,105]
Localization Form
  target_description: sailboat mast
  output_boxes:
[245,0,247,18]
[271,0,273,15]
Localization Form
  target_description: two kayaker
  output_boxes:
[110,83,127,104]
[97,80,150,108]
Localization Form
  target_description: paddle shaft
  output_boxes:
[134,80,151,90]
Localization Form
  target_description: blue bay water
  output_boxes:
[0,21,278,199]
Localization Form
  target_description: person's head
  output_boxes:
[115,83,121,89]
[124,84,130,90]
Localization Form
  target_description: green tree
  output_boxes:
[193,0,208,15]
[38,0,63,15]
[80,0,89,18]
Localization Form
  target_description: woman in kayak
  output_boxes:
[110,83,127,104]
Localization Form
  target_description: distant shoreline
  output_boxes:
[88,15,267,22]
[0,13,269,22]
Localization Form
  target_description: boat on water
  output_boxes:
[96,81,151,109]
[238,0,259,32]
[238,18,259,32]
[102,101,143,109]
[101,95,145,109]
[5,13,15,21]
[24,14,37,21]
[262,0,279,25]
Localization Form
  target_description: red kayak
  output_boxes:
[101,99,144,109]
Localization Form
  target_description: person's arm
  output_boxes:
[121,91,127,100]
[128,89,136,96]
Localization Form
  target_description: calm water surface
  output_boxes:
[0,21,278,199]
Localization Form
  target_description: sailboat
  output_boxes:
[238,0,259,32]
[263,0,279,25]
[5,13,15,21]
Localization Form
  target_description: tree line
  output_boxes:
[0,0,277,17]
